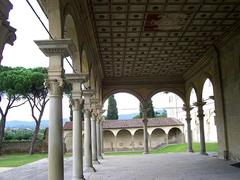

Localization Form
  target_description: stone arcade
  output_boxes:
[1,0,240,179]
[63,118,184,152]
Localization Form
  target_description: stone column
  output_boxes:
[100,119,104,154]
[83,89,95,172]
[66,73,88,180]
[183,104,194,152]
[194,101,207,155]
[142,108,149,154]
[35,39,75,180]
[90,109,99,164]
[0,0,16,64]
[96,109,104,159]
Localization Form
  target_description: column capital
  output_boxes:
[71,99,81,111]
[34,39,76,58]
[142,119,148,125]
[83,89,95,109]
[182,104,193,112]
[46,79,64,96]
[193,101,206,108]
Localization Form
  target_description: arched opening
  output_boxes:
[103,92,140,120]
[168,128,183,144]
[189,88,199,143]
[64,131,72,153]
[151,92,184,119]
[63,14,79,73]
[133,129,144,150]
[150,128,166,149]
[116,129,132,151]
[103,130,115,152]
[202,79,218,145]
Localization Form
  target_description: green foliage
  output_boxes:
[155,109,167,118]
[138,100,155,118]
[4,129,45,141]
[106,95,118,120]
[132,114,141,119]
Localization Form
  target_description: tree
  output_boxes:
[26,67,49,155]
[106,95,118,120]
[0,66,30,154]
[138,100,155,118]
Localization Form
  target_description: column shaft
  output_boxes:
[143,119,149,154]
[195,101,207,155]
[96,120,103,159]
[48,82,63,180]
[91,114,99,163]
[72,100,84,180]
[100,121,104,154]
[84,109,95,172]
[186,119,193,152]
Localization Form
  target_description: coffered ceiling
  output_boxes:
[88,0,240,80]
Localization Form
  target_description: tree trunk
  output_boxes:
[0,116,6,155]
[29,122,40,155]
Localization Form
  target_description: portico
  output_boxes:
[1,0,240,179]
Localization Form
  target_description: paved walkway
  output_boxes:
[0,153,239,180]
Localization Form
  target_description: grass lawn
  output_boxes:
[151,143,218,154]
[105,143,218,156]
[0,153,73,167]
[0,153,48,167]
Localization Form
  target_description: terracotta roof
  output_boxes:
[63,118,183,130]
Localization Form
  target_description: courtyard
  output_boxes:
[0,153,239,180]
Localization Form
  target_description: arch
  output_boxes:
[103,88,144,105]
[168,127,183,144]
[151,91,184,119]
[148,88,185,104]
[185,83,198,105]
[103,130,115,152]
[150,128,166,149]
[64,131,72,152]
[133,129,144,150]
[81,48,89,74]
[189,87,198,106]
[116,129,132,151]
[199,72,215,94]
[63,5,81,72]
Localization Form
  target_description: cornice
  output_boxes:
[102,76,184,86]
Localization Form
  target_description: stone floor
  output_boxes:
[0,153,240,180]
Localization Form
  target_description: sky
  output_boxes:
[1,0,212,121]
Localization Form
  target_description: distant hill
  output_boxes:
[6,118,69,129]
[118,113,138,120]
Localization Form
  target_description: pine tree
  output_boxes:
[139,100,155,118]
[106,95,118,120]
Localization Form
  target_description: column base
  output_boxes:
[72,176,85,180]
[98,155,103,159]
[188,149,194,153]
[93,160,100,164]
[143,151,149,154]
[83,166,96,173]
[200,152,208,155]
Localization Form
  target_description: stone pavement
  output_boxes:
[0,153,240,180]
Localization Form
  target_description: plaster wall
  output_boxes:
[219,31,240,161]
